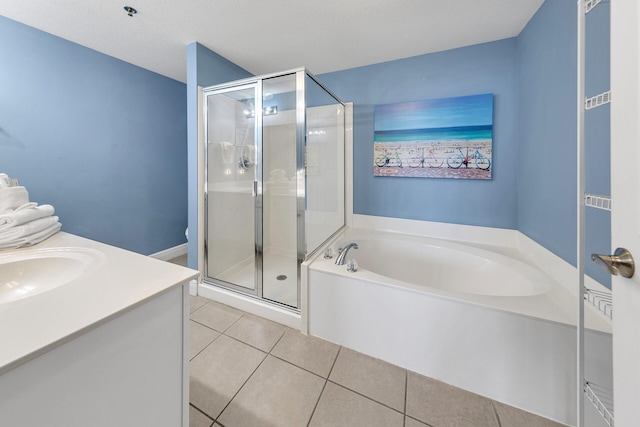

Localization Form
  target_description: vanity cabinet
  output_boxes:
[0,232,197,427]
[0,285,189,426]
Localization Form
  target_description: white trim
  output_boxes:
[189,279,198,296]
[198,86,205,279]
[198,282,301,330]
[345,102,354,227]
[181,284,189,427]
[352,214,519,247]
[149,243,188,261]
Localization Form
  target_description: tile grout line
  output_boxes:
[325,378,406,416]
[309,344,407,417]
[189,301,562,427]
[305,377,328,427]
[267,327,289,355]
[491,400,503,427]
[189,403,215,424]
[188,329,223,362]
[189,304,265,426]
[268,352,330,380]
[404,370,408,427]
[220,327,284,354]
[212,350,270,426]
[306,345,343,427]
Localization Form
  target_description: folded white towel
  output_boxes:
[15,202,37,212]
[0,204,55,231]
[0,221,61,249]
[0,173,10,188]
[0,186,29,211]
[0,216,59,242]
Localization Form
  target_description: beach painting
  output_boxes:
[373,94,493,179]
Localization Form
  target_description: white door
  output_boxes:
[610,2,640,425]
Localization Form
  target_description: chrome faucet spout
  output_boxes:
[335,243,358,265]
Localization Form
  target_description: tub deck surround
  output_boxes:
[0,232,199,375]
[347,215,612,332]
[315,228,610,333]
[307,223,612,426]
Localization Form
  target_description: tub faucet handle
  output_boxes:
[323,248,334,259]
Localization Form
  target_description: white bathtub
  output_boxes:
[307,227,612,426]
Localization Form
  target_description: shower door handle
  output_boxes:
[591,247,635,278]
[254,181,262,207]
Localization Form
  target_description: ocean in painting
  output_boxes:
[374,125,492,143]
[373,93,493,180]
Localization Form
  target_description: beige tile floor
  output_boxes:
[186,295,568,427]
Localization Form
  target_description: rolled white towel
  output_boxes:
[0,221,61,249]
[0,204,55,231]
[0,216,59,243]
[0,186,29,211]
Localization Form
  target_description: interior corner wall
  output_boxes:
[0,16,188,255]
[318,38,519,229]
[186,42,252,269]
[516,0,611,287]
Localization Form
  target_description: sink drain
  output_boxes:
[276,275,287,281]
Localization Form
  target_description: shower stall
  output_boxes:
[201,68,345,312]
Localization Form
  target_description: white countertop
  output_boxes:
[0,232,198,375]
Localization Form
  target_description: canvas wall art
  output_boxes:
[373,93,494,179]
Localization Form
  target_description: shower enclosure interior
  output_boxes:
[203,69,345,310]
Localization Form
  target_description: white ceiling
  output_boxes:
[0,0,544,83]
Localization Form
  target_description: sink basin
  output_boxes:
[0,247,105,303]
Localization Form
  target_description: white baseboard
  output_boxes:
[149,243,188,261]
[198,282,301,330]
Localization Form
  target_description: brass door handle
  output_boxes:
[591,248,635,278]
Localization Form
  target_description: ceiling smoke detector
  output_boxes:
[123,6,137,17]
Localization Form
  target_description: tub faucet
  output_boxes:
[335,243,358,265]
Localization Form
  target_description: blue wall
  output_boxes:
[320,39,519,228]
[517,0,610,286]
[0,16,188,255]
[186,42,252,269]
[318,0,610,286]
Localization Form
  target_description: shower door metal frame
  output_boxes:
[202,67,346,311]
[202,81,264,299]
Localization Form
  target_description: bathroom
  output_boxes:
[1,0,636,426]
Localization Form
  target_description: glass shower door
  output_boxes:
[262,74,299,308]
[204,84,261,295]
